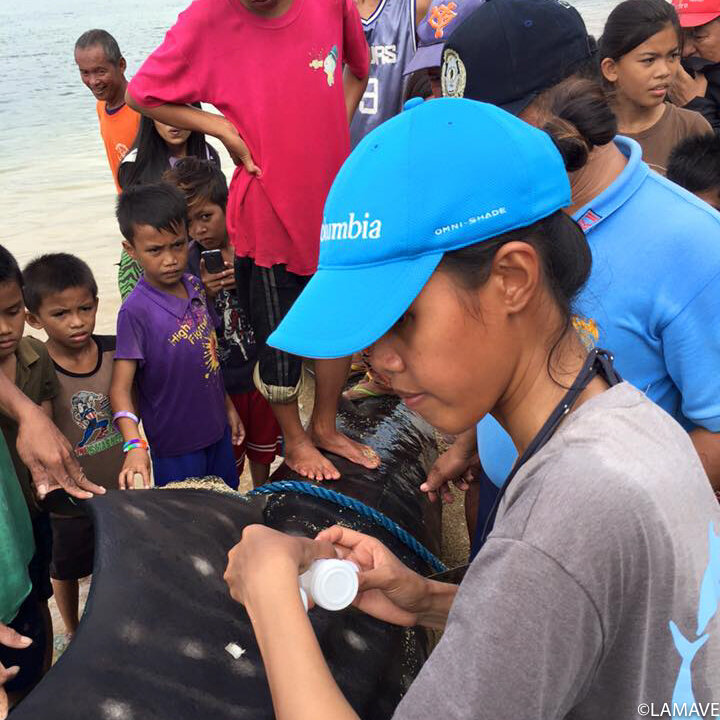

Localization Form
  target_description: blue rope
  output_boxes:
[248,480,448,574]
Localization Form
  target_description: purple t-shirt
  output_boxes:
[115,274,227,457]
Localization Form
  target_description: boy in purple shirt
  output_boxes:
[110,183,244,489]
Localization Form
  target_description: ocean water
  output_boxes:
[0,0,612,334]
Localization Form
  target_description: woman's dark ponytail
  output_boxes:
[536,76,617,172]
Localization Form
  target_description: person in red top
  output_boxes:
[126,0,377,481]
[74,30,140,193]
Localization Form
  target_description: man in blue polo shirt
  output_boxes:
[425,0,720,550]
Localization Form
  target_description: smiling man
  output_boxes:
[74,30,140,192]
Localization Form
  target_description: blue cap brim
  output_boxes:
[268,252,444,359]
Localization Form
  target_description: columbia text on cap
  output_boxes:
[267,99,572,359]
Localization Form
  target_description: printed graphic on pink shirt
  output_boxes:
[309,45,339,86]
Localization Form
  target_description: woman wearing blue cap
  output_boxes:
[224,99,719,718]
[428,0,720,550]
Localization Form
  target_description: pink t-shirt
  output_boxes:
[128,0,369,276]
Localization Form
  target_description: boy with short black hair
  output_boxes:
[23,253,124,637]
[667,133,720,210]
[111,182,244,490]
[165,157,281,487]
[0,245,58,698]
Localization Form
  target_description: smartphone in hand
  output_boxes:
[201,249,226,275]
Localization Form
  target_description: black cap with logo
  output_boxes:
[440,0,595,115]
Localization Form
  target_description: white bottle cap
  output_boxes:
[299,559,359,611]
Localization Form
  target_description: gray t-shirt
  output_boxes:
[394,383,720,719]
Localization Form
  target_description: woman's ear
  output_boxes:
[489,241,540,316]
[600,57,618,84]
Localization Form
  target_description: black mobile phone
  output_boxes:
[201,249,226,274]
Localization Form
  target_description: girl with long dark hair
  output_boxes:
[599,0,711,173]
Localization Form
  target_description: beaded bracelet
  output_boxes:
[113,411,139,427]
[123,438,148,453]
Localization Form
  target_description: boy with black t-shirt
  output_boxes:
[24,254,124,638]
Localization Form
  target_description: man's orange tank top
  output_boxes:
[96,100,140,193]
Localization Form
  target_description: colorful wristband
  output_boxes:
[114,411,139,427]
[123,438,148,453]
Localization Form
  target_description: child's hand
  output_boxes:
[219,127,262,176]
[226,399,245,446]
[119,449,151,490]
[200,260,235,297]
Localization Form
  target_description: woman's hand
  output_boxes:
[118,448,151,490]
[316,526,430,627]
[224,525,337,607]
[200,260,235,298]
[421,430,482,503]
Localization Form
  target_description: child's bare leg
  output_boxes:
[249,460,271,488]
[50,578,80,635]
[309,357,380,470]
[271,401,340,481]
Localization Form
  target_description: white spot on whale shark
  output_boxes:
[190,555,215,577]
[101,699,133,720]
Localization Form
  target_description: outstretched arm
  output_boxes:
[225,526,357,720]
[224,525,456,720]
[0,372,104,499]
[125,91,261,175]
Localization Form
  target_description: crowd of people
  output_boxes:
[1,0,719,715]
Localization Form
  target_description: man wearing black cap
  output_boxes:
[438,0,594,111]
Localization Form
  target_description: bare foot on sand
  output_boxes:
[310,425,381,470]
[284,436,341,481]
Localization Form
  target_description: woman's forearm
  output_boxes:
[245,573,360,720]
[417,580,458,629]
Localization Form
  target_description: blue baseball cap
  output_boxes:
[268,99,571,359]
[404,0,486,76]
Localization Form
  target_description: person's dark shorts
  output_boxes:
[234,257,310,391]
[28,512,53,602]
[0,589,49,694]
[49,514,94,581]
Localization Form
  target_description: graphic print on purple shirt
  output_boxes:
[115,274,227,457]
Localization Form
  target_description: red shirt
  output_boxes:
[128,0,369,275]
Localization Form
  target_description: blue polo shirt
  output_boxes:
[477,136,720,488]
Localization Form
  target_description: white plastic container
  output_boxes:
[298,559,359,611]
